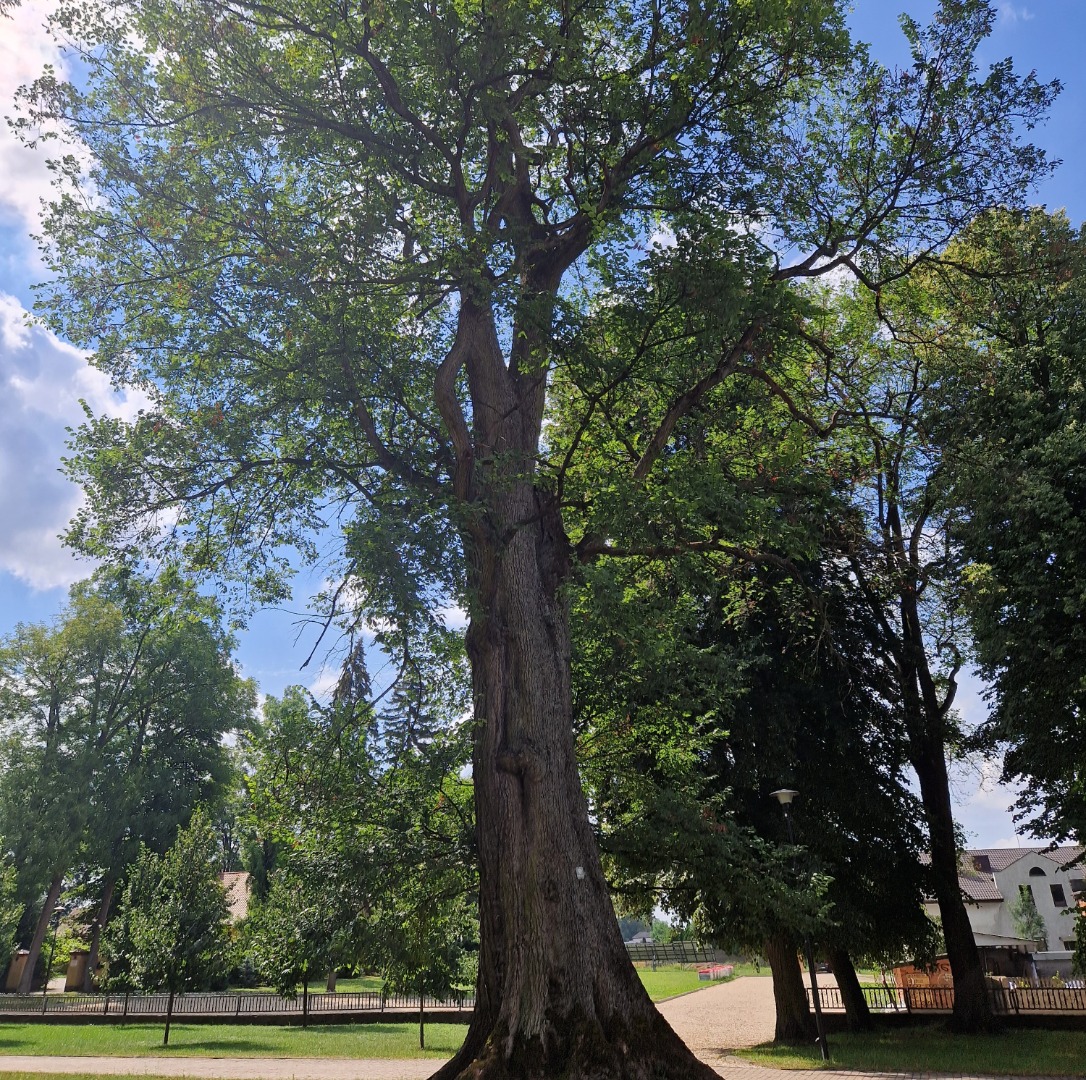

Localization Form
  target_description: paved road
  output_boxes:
[0,977,1065,1080]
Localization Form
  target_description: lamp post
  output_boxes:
[770,788,830,1062]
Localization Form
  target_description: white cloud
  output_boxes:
[435,604,468,630]
[0,1,74,235]
[997,3,1034,25]
[308,665,340,702]
[0,292,147,590]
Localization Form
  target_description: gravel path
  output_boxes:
[657,973,777,1058]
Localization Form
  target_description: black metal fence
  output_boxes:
[808,983,1086,1015]
[623,942,732,966]
[0,990,475,1018]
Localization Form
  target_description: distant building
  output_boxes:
[221,871,250,923]
[923,845,1084,980]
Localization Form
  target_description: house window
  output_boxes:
[1029,866,1047,877]
[1064,940,1077,950]
[1070,878,1085,899]
[1050,884,1068,908]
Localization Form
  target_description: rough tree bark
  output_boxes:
[764,935,813,1045]
[430,303,715,1079]
[827,948,872,1032]
[16,873,63,995]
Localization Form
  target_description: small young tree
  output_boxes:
[1073,906,1086,977]
[106,810,231,1044]
[246,865,349,1026]
[372,885,476,1051]
[1010,886,1048,950]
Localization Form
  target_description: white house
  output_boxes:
[922,846,1083,975]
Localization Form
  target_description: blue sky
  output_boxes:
[0,0,1082,847]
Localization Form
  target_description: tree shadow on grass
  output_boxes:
[152,1039,272,1054]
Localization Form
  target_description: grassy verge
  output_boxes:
[637,969,721,1001]
[234,975,384,995]
[0,1023,466,1059]
[738,1026,1086,1076]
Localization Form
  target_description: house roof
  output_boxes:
[949,845,1084,904]
[957,869,1004,902]
[968,846,1084,874]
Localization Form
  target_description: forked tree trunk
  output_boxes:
[764,934,813,1045]
[431,488,715,1080]
[827,948,872,1031]
[17,873,63,995]
[83,877,115,992]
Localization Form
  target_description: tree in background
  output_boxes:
[573,537,937,1040]
[920,210,1086,845]
[243,677,477,1014]
[0,854,21,977]
[0,567,253,993]
[1009,886,1048,950]
[370,877,476,1050]
[24,0,1056,1065]
[246,864,347,1023]
[104,809,231,1045]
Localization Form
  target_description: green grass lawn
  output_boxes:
[636,968,720,1001]
[739,1026,1086,1076]
[0,968,716,1061]
[236,974,384,995]
[0,1022,466,1059]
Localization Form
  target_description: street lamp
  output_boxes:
[770,788,830,1062]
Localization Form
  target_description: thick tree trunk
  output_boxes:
[83,877,115,993]
[432,491,714,1080]
[827,948,872,1032]
[325,968,337,993]
[765,934,814,1045]
[17,873,63,995]
[912,739,997,1033]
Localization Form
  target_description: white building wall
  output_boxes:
[991,852,1082,951]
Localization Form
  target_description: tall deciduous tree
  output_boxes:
[0,568,253,992]
[23,0,1054,1065]
[921,210,1086,845]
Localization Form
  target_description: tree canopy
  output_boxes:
[18,0,1059,1068]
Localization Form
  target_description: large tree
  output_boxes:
[920,209,1086,845]
[23,0,1054,1068]
[0,568,253,992]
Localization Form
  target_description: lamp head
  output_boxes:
[770,788,799,807]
